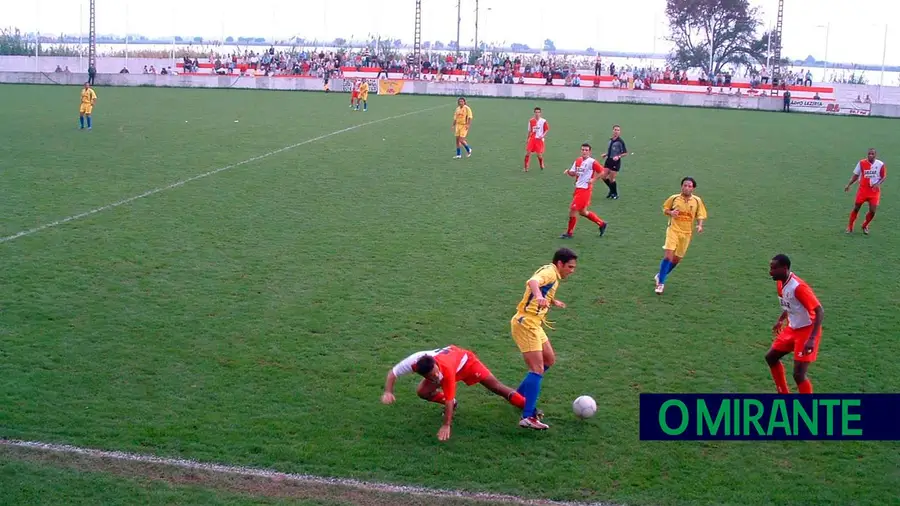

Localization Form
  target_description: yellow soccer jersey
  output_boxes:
[81,88,97,104]
[454,105,473,126]
[663,193,708,235]
[515,264,561,320]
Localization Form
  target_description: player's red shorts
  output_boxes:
[771,324,821,363]
[570,188,592,211]
[526,138,545,154]
[457,351,492,385]
[855,190,881,206]
[351,91,359,98]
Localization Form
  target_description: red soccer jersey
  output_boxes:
[854,159,886,193]
[528,117,549,140]
[776,273,821,329]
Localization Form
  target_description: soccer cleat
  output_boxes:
[534,409,544,421]
[845,228,853,234]
[611,194,619,200]
[559,233,573,239]
[654,273,659,285]
[655,283,665,295]
[454,155,462,159]
[863,226,870,235]
[466,149,472,158]
[606,193,613,199]
[519,416,549,430]
[598,223,608,237]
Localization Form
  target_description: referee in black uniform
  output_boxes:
[600,125,629,199]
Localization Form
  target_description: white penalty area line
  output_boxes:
[0,439,614,506]
[0,105,447,245]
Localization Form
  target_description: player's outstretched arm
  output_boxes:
[845,173,860,191]
[382,371,398,404]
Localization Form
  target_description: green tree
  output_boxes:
[665,0,765,73]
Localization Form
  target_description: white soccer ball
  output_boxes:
[572,395,597,419]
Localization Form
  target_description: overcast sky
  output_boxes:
[9,0,898,65]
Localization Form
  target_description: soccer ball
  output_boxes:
[572,395,597,419]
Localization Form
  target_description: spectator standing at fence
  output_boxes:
[782,89,791,112]
[88,65,96,86]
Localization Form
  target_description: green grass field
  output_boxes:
[1,84,899,506]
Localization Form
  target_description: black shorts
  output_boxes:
[604,158,621,172]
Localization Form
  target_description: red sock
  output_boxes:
[769,362,790,394]
[567,216,577,235]
[585,212,605,227]
[862,211,875,228]
[848,210,859,229]
[538,156,544,168]
[427,392,446,404]
[797,379,813,394]
[509,392,526,409]
[524,154,530,168]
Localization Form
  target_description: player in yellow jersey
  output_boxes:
[452,97,473,159]
[510,247,578,430]
[79,82,97,130]
[654,177,708,295]
[355,81,369,112]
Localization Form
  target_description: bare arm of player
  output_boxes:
[527,279,549,308]
[552,299,566,308]
[772,311,788,336]
[802,305,824,356]
[381,371,398,404]
[845,174,860,192]
[438,375,456,441]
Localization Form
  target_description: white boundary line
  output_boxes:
[0,439,615,506]
[1,105,447,245]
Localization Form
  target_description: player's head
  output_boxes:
[552,248,578,279]
[533,107,542,118]
[612,125,621,138]
[867,148,877,162]
[83,82,90,89]
[770,254,792,281]
[414,354,439,381]
[581,143,592,157]
[680,177,697,196]
[457,97,467,106]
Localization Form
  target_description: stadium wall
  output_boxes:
[2,71,896,118]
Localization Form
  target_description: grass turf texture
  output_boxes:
[1,84,898,506]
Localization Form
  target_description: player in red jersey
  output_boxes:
[381,345,530,441]
[765,254,824,394]
[350,79,360,108]
[560,143,608,238]
[845,148,887,234]
[524,107,549,172]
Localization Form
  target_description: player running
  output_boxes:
[765,254,824,394]
[453,97,473,159]
[600,125,628,199]
[524,107,549,172]
[381,345,529,441]
[654,177,707,295]
[355,80,370,112]
[560,143,608,239]
[845,148,886,235]
[79,82,97,130]
[510,248,578,430]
